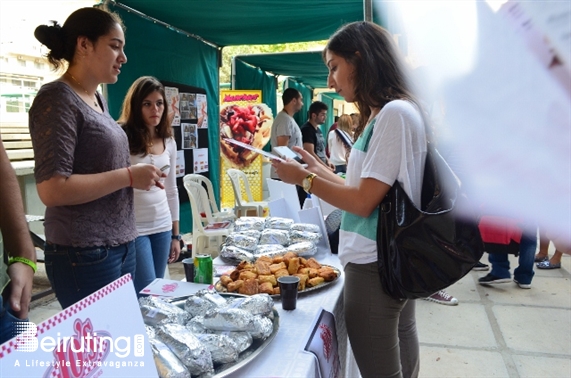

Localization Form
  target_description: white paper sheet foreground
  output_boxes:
[0,275,157,377]
[303,308,341,378]
[140,278,210,298]
[390,1,571,242]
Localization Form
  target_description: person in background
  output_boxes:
[325,115,339,158]
[29,7,165,309]
[350,113,360,131]
[0,141,36,344]
[301,101,334,171]
[327,114,354,174]
[273,21,424,377]
[119,76,181,295]
[270,88,306,207]
[535,229,570,269]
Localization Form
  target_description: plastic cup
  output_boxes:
[277,276,300,310]
[182,258,195,283]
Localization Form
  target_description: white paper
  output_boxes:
[175,150,185,178]
[193,148,209,173]
[139,278,210,298]
[223,138,284,162]
[165,86,180,126]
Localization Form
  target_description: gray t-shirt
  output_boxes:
[29,81,137,247]
[270,110,302,178]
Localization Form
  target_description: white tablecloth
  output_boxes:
[222,253,360,378]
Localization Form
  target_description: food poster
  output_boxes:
[193,148,209,173]
[165,86,181,126]
[182,122,198,149]
[175,150,185,178]
[196,93,208,128]
[219,90,273,210]
[304,308,341,378]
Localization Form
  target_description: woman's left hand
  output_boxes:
[168,239,181,263]
[271,157,308,186]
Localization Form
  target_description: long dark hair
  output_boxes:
[118,76,172,156]
[34,6,124,71]
[324,21,420,140]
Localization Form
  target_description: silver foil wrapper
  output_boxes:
[290,222,321,233]
[234,217,266,232]
[149,337,191,378]
[265,217,294,230]
[140,297,191,326]
[235,229,261,241]
[196,333,240,364]
[196,290,229,307]
[186,316,207,334]
[249,315,274,340]
[146,325,156,339]
[226,294,274,317]
[212,331,253,353]
[224,233,259,251]
[259,229,290,245]
[285,241,317,257]
[184,296,217,318]
[220,245,255,263]
[202,307,255,332]
[289,230,322,244]
[253,244,286,257]
[156,323,213,376]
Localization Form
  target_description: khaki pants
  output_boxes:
[344,262,419,378]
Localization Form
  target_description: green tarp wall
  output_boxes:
[106,4,221,234]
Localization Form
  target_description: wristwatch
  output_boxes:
[171,234,182,241]
[302,173,317,194]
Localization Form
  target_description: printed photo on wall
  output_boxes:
[175,150,185,178]
[165,86,180,126]
[181,122,198,149]
[196,93,208,128]
[193,148,209,173]
[179,92,196,120]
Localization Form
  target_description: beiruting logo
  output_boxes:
[13,318,146,376]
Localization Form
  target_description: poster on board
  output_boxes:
[196,93,208,128]
[193,148,209,173]
[219,90,273,210]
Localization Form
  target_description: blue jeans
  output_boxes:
[134,230,171,296]
[44,241,136,309]
[488,231,537,285]
[0,296,28,345]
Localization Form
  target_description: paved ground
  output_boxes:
[27,246,570,378]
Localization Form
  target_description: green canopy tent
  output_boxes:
[105,0,391,232]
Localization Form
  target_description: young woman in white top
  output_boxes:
[327,114,354,173]
[119,76,181,295]
[273,22,427,378]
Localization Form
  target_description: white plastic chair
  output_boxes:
[226,169,268,217]
[183,174,236,224]
[183,179,231,258]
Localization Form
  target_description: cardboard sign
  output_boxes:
[303,308,341,378]
[139,278,210,298]
[0,275,158,377]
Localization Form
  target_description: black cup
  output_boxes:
[182,258,195,283]
[277,276,300,310]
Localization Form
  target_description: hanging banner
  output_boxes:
[219,90,273,211]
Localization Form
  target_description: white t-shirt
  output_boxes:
[338,100,427,268]
[270,110,302,178]
[328,129,352,166]
[130,137,180,236]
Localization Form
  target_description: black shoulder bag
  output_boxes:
[376,142,485,300]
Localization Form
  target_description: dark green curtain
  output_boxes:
[106,4,220,234]
[319,94,335,140]
[233,59,278,120]
[285,78,313,127]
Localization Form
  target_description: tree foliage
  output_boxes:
[219,41,327,85]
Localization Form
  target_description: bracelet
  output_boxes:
[126,166,133,187]
[8,256,37,273]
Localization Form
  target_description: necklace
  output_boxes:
[66,72,98,108]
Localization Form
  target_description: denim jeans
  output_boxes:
[0,296,28,345]
[134,230,171,296]
[44,241,136,309]
[488,231,537,285]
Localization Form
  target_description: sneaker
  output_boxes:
[514,279,531,289]
[472,261,490,271]
[423,290,459,306]
[478,273,511,285]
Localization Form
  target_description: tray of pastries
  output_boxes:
[214,252,341,297]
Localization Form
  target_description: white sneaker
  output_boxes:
[514,279,531,289]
